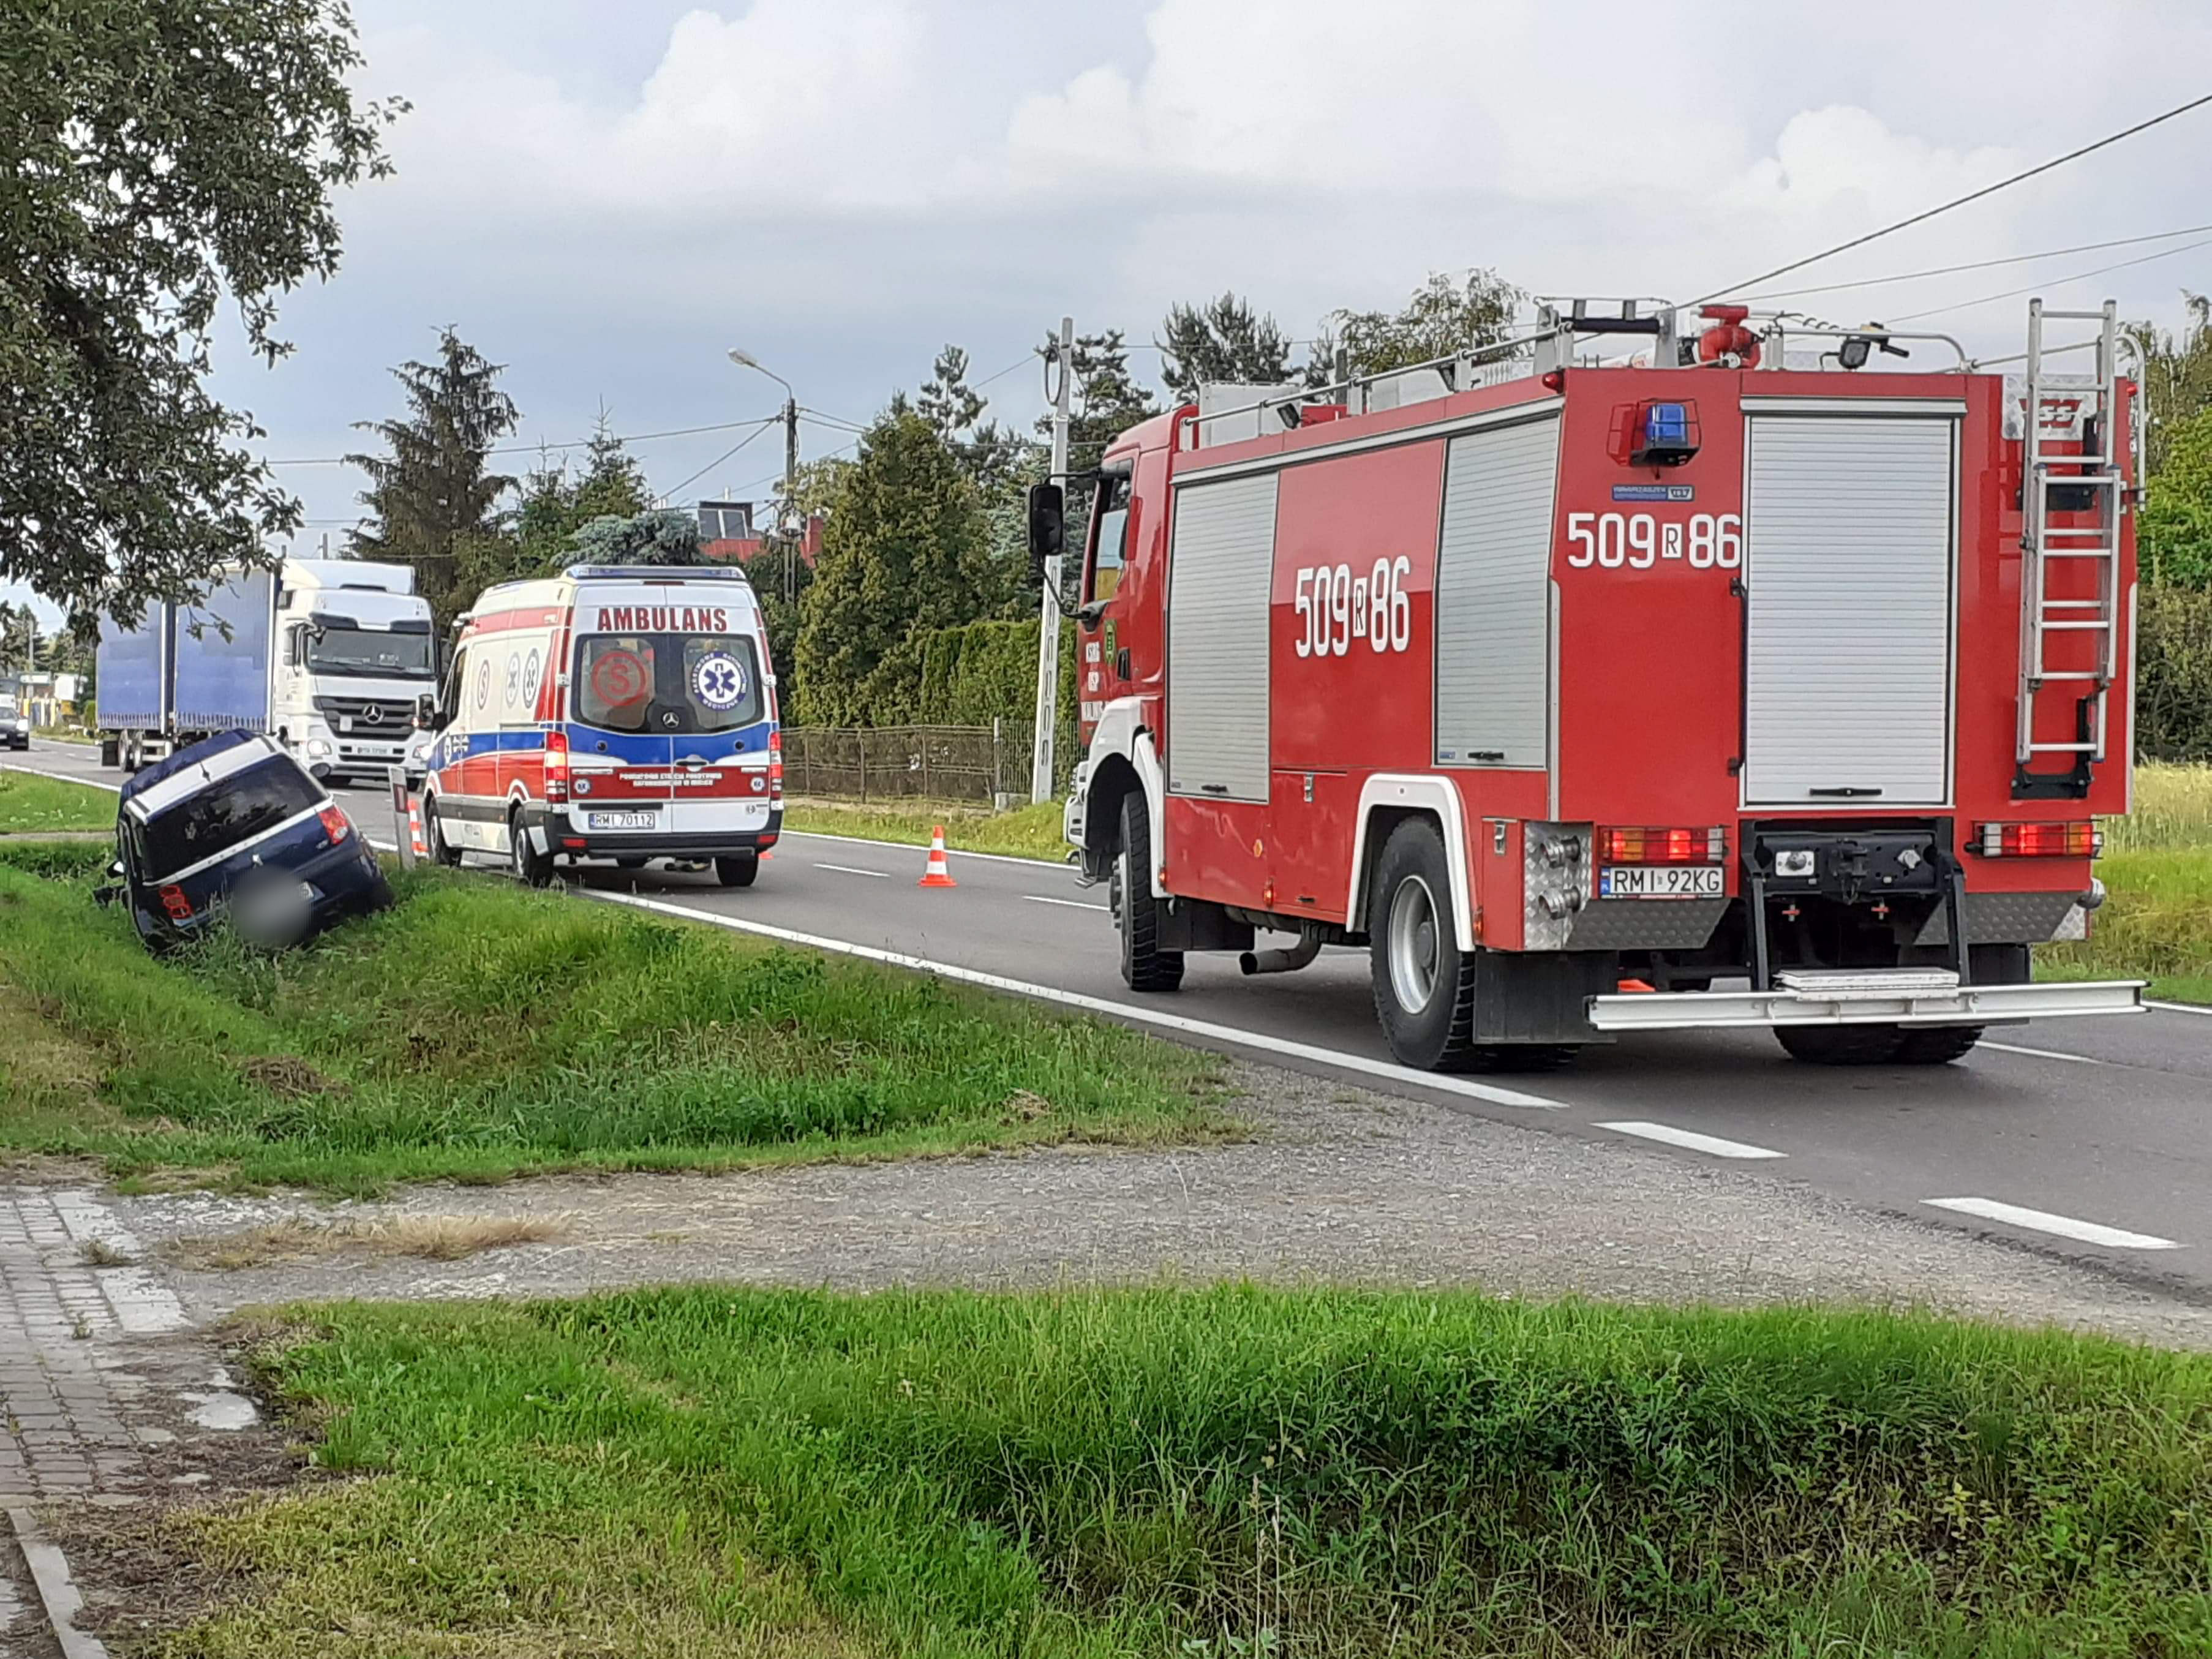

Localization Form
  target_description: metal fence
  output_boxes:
[781,723,1018,804]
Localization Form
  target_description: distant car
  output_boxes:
[0,692,27,750]
[105,731,391,952]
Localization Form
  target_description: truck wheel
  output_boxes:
[423,794,462,868]
[1774,1025,1905,1065]
[714,854,758,888]
[1368,818,1481,1070]
[1116,791,1183,992]
[1892,1026,1984,1065]
[508,808,555,887]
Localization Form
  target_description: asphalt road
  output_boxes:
[20,739,2211,1296]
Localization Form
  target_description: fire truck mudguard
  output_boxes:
[1045,296,2147,1072]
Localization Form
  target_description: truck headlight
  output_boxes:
[307,737,333,758]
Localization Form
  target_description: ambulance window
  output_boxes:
[576,636,657,732]
[572,633,765,734]
[1085,473,1130,605]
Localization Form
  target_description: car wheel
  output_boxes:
[424,793,462,868]
[1774,1025,1906,1065]
[1892,1026,1984,1065]
[1367,816,1483,1070]
[508,808,555,887]
[615,856,649,870]
[714,854,758,888]
[1115,791,1183,992]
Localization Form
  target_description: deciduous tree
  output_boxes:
[1320,269,1524,378]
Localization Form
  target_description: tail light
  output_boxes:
[767,728,783,800]
[318,805,352,845]
[1597,826,1727,864]
[1976,821,2101,857]
[157,883,193,920]
[543,728,570,803]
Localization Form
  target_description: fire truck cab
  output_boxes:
[1039,297,2145,1072]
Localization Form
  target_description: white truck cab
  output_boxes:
[273,560,438,783]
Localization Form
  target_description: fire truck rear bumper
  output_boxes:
[1586,970,2145,1033]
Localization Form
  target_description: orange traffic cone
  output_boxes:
[918,825,957,888]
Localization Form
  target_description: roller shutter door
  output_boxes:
[1743,415,1955,805]
[1165,473,1277,802]
[1434,415,1560,769]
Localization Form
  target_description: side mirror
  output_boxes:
[413,692,439,731]
[1026,482,1065,581]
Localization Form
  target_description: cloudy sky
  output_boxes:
[21,0,2212,614]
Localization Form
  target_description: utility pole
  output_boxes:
[1031,315,1074,805]
[780,392,799,604]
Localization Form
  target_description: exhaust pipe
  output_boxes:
[1240,930,1323,976]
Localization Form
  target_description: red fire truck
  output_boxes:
[1031,297,2145,1071]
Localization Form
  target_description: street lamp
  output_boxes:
[727,349,801,600]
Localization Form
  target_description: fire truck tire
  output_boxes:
[1368,818,1484,1070]
[1773,1025,1906,1066]
[1116,791,1183,992]
[424,794,462,868]
[508,807,555,887]
[1892,1025,1985,1065]
[714,854,759,888]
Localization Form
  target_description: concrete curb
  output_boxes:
[5,1507,110,1659]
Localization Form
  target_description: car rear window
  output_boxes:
[573,633,765,734]
[141,757,323,879]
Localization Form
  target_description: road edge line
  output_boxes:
[778,826,1064,868]
[7,1506,111,1659]
[581,887,1568,1111]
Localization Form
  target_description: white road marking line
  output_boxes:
[584,887,1568,1110]
[1980,1040,2105,1066]
[814,862,890,879]
[779,826,1064,868]
[1024,893,1108,912]
[1595,1121,1787,1159]
[1,761,121,792]
[2148,999,2212,1017]
[1922,1197,2179,1251]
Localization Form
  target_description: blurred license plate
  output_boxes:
[1600,865,1723,898]
[587,810,657,831]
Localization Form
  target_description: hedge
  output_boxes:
[2139,583,2212,762]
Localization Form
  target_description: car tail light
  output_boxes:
[544,728,570,803]
[318,805,352,845]
[1976,820,2101,857]
[1597,826,1726,864]
[157,883,193,920]
[768,728,783,799]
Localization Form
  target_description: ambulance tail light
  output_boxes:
[1976,820,2101,858]
[1597,826,1727,864]
[544,729,570,803]
[768,728,783,800]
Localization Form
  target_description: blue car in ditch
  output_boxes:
[106,731,392,952]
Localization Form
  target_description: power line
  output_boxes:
[1733,222,2212,304]
[269,415,780,468]
[1696,89,2212,303]
[726,435,863,499]
[1886,233,2212,323]
[656,422,772,504]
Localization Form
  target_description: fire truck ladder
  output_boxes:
[2014,298,2123,800]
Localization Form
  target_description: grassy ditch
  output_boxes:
[783,797,1068,862]
[123,1285,2212,1657]
[2043,762,2212,1003]
[0,843,1228,1194]
[0,767,113,833]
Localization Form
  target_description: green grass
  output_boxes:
[127,1285,2212,1657]
[0,844,1229,1194]
[2039,764,2212,1003]
[0,767,113,832]
[784,798,1069,862]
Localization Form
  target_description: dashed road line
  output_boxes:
[1980,1040,2105,1066]
[813,862,890,879]
[1922,1197,2179,1250]
[585,887,1570,1112]
[1595,1121,1787,1160]
[1023,894,1108,912]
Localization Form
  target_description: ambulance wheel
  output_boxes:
[508,808,555,887]
[1774,1025,1906,1066]
[1368,817,1486,1072]
[714,854,758,888]
[1116,791,1182,992]
[1892,1026,1984,1065]
[423,793,462,868]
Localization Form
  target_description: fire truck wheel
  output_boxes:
[1773,1025,1906,1066]
[1116,791,1183,992]
[714,854,759,888]
[1892,1025,1985,1065]
[1368,818,1480,1070]
[424,794,462,868]
[508,808,555,887]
